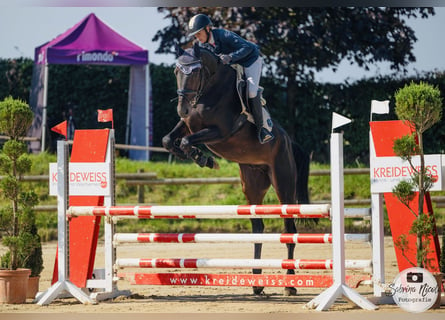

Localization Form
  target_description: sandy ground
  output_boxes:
[0,236,444,317]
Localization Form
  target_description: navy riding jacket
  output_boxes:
[202,29,260,68]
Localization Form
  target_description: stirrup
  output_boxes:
[259,128,274,144]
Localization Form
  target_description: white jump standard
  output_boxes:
[305,131,376,311]
[35,141,95,305]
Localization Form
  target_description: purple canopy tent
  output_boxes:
[29,13,152,160]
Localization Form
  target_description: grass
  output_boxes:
[1,153,443,241]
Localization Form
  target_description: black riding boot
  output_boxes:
[249,95,274,144]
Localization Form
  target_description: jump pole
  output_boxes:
[115,258,372,270]
[306,130,377,311]
[113,232,370,244]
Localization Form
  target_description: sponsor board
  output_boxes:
[49,162,111,196]
[370,154,444,193]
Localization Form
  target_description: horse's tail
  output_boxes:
[292,141,310,205]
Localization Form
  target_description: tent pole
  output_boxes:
[145,64,150,161]
[41,63,49,152]
[125,67,132,147]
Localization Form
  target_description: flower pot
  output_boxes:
[0,268,31,304]
[27,276,40,299]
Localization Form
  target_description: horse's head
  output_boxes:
[174,43,220,118]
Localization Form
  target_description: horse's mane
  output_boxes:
[177,44,235,81]
[198,47,219,60]
[196,47,236,76]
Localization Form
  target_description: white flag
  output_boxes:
[332,112,352,131]
[371,100,389,114]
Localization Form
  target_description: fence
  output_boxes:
[35,131,380,311]
[6,169,444,211]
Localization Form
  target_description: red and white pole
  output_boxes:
[68,204,331,219]
[113,233,369,244]
[115,258,372,270]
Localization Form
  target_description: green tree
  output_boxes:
[0,58,33,102]
[153,7,434,137]
[46,64,130,149]
[392,82,442,268]
[3,59,445,164]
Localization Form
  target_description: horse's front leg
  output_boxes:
[163,122,218,168]
[179,126,223,150]
[162,120,190,160]
[179,126,224,169]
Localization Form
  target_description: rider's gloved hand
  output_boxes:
[220,54,231,65]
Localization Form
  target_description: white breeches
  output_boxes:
[244,56,263,98]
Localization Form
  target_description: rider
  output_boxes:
[187,13,274,144]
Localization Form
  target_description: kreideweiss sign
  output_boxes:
[370,154,444,193]
[370,135,445,193]
[49,162,111,196]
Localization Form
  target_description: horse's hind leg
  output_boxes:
[239,164,270,295]
[269,142,299,296]
[251,218,265,295]
[283,218,297,296]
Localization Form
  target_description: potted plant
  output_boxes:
[0,96,43,303]
[392,81,442,269]
[391,82,443,306]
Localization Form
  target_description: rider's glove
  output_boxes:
[220,54,231,65]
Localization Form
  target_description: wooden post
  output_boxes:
[137,169,145,203]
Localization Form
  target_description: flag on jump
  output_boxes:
[370,100,390,121]
[371,100,390,115]
[97,108,114,128]
[331,112,352,132]
[51,120,67,140]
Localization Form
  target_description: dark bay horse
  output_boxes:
[162,43,310,296]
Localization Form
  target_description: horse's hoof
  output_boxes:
[253,286,264,295]
[179,137,191,152]
[207,157,219,170]
[284,287,297,296]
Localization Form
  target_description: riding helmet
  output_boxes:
[188,14,213,36]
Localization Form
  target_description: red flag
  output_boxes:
[97,109,113,123]
[51,120,67,139]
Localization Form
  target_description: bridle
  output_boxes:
[175,59,212,107]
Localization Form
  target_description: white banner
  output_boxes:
[49,162,111,196]
[370,154,444,193]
